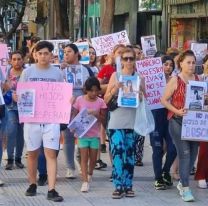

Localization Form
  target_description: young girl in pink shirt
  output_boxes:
[72,77,107,192]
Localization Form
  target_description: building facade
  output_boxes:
[168,0,208,50]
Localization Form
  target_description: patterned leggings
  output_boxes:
[109,129,136,190]
[135,135,145,163]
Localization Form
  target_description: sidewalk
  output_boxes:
[0,140,207,206]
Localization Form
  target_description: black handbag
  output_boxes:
[107,95,118,111]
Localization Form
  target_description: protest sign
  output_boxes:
[191,43,207,66]
[74,42,90,64]
[68,108,97,138]
[17,82,72,123]
[141,35,157,57]
[136,57,166,110]
[65,65,85,89]
[46,39,70,62]
[91,30,130,56]
[117,75,140,108]
[185,80,207,111]
[17,89,35,117]
[0,44,9,76]
[182,110,208,142]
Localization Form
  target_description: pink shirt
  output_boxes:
[73,96,107,137]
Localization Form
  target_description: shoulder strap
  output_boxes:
[82,65,94,77]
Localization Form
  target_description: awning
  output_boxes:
[168,0,200,5]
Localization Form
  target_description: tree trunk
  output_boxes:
[100,0,115,35]
[0,0,27,43]
[68,0,74,40]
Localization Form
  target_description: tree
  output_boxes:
[100,0,115,35]
[0,0,27,43]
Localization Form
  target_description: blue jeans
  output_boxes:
[169,117,199,187]
[150,109,177,180]
[109,129,136,190]
[63,129,75,170]
[7,110,24,161]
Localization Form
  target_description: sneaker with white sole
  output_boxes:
[177,181,183,196]
[198,179,207,189]
[65,168,76,179]
[0,179,4,187]
[81,182,89,192]
[181,188,195,202]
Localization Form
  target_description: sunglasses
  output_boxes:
[89,52,96,55]
[122,56,135,62]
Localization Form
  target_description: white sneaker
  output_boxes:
[81,182,89,192]
[177,181,183,196]
[198,179,207,189]
[65,168,76,179]
[0,179,4,187]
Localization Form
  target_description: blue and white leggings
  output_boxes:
[109,129,137,190]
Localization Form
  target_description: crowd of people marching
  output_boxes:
[0,36,208,203]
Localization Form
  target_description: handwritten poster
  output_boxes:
[141,35,157,57]
[17,82,73,123]
[91,30,130,56]
[68,108,97,138]
[117,75,140,108]
[75,42,90,65]
[182,110,208,142]
[0,44,9,76]
[136,57,166,110]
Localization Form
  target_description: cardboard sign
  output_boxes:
[91,30,130,56]
[75,42,90,64]
[136,57,166,110]
[17,82,73,123]
[141,35,157,57]
[0,43,9,76]
[182,110,208,142]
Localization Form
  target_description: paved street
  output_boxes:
[0,140,207,206]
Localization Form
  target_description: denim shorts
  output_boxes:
[78,137,100,149]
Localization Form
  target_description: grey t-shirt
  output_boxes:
[20,64,64,83]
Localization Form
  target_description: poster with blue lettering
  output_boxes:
[117,75,140,108]
[75,42,90,65]
[136,57,166,110]
[182,110,208,142]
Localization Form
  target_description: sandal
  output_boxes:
[112,189,124,199]
[125,188,135,197]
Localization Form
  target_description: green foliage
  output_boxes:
[139,0,162,11]
[0,0,25,7]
